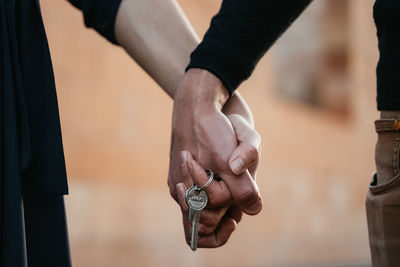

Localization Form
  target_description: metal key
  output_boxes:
[186,185,208,251]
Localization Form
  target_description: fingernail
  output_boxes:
[230,158,244,175]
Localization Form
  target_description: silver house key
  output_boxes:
[186,185,208,251]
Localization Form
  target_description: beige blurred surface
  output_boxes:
[40,0,377,266]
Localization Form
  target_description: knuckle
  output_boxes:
[208,192,230,207]
[248,127,261,144]
[227,113,240,121]
[246,144,259,161]
[216,237,229,247]
[236,186,258,206]
[214,154,228,170]
[201,215,219,227]
[198,224,216,235]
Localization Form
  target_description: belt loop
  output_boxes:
[375,119,400,133]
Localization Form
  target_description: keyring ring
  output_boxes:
[198,169,214,191]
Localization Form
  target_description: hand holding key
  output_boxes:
[176,152,244,249]
[170,73,263,248]
[169,71,263,216]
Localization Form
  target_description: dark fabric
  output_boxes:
[1,2,27,264]
[1,0,122,265]
[0,0,122,196]
[373,0,400,110]
[1,176,71,267]
[21,179,71,267]
[188,0,400,112]
[11,0,68,195]
[68,0,122,44]
[186,0,313,95]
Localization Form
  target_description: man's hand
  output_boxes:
[175,115,261,247]
[176,151,242,247]
[168,69,262,247]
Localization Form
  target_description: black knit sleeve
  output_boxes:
[186,0,313,94]
[68,0,122,45]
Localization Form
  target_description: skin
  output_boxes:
[114,0,262,248]
[176,113,260,246]
[170,69,262,247]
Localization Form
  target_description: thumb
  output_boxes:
[228,114,261,175]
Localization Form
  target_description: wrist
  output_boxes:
[176,68,229,110]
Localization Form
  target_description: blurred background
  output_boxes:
[41,0,378,266]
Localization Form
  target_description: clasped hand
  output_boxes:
[168,69,262,248]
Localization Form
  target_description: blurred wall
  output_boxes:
[40,0,378,266]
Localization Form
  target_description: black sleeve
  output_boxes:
[186,0,313,94]
[68,0,122,45]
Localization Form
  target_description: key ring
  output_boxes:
[198,169,214,191]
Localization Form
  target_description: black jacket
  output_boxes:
[1,0,122,195]
[188,0,398,111]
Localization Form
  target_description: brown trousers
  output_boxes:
[367,111,400,266]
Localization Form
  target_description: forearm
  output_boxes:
[114,0,199,97]
[223,92,254,127]
[114,0,255,127]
